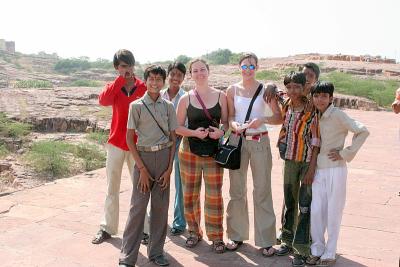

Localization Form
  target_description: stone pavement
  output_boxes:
[0,110,399,267]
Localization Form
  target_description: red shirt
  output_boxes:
[99,76,146,151]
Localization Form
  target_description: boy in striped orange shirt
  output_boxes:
[275,72,320,267]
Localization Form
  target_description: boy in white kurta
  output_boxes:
[307,81,369,266]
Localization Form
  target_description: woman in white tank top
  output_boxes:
[225,53,283,256]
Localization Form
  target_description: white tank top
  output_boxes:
[234,85,273,134]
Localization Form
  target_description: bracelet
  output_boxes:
[137,165,145,170]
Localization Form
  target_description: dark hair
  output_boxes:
[113,49,135,68]
[239,52,258,66]
[167,61,186,76]
[283,71,306,86]
[311,81,334,97]
[188,58,209,74]
[144,65,167,82]
[303,62,320,79]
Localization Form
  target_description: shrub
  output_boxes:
[69,79,101,87]
[228,52,244,64]
[14,80,53,88]
[86,131,108,145]
[320,71,400,107]
[24,140,106,178]
[91,58,114,70]
[256,70,281,81]
[74,143,106,171]
[24,141,73,178]
[54,57,91,74]
[175,55,192,65]
[0,113,32,138]
[203,49,233,65]
[0,143,9,158]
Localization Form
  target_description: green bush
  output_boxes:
[0,113,32,138]
[74,143,106,171]
[69,79,101,87]
[203,49,233,65]
[256,70,281,81]
[24,140,106,178]
[228,52,245,64]
[175,55,192,65]
[320,71,399,107]
[0,143,9,158]
[24,141,73,178]
[91,58,114,70]
[86,131,108,145]
[14,80,53,88]
[54,57,91,74]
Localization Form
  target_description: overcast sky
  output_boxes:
[1,0,399,63]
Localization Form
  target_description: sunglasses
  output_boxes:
[240,64,256,70]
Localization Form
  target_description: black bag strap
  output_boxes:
[141,99,169,137]
[194,90,213,120]
[244,83,263,123]
[227,83,264,147]
[193,89,219,127]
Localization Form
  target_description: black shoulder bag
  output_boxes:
[215,83,263,169]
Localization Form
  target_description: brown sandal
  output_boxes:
[185,232,202,248]
[262,246,276,257]
[212,240,226,254]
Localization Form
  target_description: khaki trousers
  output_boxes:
[226,135,276,247]
[100,144,149,235]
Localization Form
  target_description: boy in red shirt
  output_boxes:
[92,49,147,244]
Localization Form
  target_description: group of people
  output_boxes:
[90,49,370,267]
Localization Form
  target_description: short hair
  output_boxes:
[113,49,135,68]
[188,58,209,74]
[303,62,320,79]
[311,81,334,97]
[239,52,258,66]
[167,61,186,76]
[283,71,306,86]
[143,65,167,82]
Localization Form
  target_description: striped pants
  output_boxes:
[178,137,224,241]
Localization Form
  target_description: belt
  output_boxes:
[232,131,268,141]
[136,141,173,152]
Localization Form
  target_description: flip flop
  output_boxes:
[226,240,243,251]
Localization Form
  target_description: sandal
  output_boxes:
[170,227,185,236]
[316,258,336,266]
[306,255,321,265]
[185,232,202,248]
[262,246,276,257]
[212,240,226,254]
[226,240,243,251]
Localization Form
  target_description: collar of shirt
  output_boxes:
[161,87,185,101]
[321,104,335,119]
[142,92,163,105]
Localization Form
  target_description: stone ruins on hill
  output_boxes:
[0,39,15,54]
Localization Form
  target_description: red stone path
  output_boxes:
[0,110,399,267]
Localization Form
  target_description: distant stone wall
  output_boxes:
[0,39,15,54]
[307,54,396,64]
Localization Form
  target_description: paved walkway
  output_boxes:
[0,110,399,267]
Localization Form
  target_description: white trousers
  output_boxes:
[310,166,347,260]
[100,144,149,235]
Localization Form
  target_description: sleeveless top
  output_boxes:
[233,85,273,134]
[187,90,221,151]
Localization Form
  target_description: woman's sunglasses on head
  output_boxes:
[241,64,256,70]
